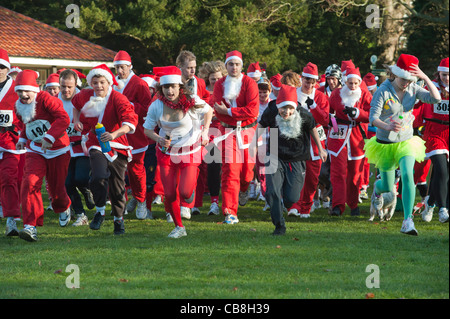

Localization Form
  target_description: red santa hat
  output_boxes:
[139,74,158,88]
[363,73,377,91]
[438,57,449,73]
[225,50,243,65]
[319,74,326,87]
[341,60,355,75]
[247,62,261,78]
[276,84,298,109]
[390,54,419,82]
[45,73,60,88]
[270,73,282,91]
[346,67,362,82]
[86,64,119,87]
[113,50,132,66]
[158,66,183,86]
[302,62,319,80]
[14,70,40,93]
[0,48,11,69]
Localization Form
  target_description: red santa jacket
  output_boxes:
[212,74,259,128]
[72,88,138,162]
[194,75,210,102]
[114,73,153,154]
[0,76,23,154]
[297,88,330,160]
[327,87,372,159]
[17,91,70,158]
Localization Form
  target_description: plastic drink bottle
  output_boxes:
[95,123,111,152]
[161,135,171,153]
[387,114,403,141]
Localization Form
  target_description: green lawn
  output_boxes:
[0,185,448,300]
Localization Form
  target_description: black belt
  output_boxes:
[0,125,18,135]
[376,138,395,144]
[221,120,257,130]
[335,117,367,139]
[424,117,449,125]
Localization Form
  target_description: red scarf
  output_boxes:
[158,89,195,113]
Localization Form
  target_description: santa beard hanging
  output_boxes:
[223,74,243,101]
[340,85,362,107]
[15,99,37,124]
[275,109,302,139]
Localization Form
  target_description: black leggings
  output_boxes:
[428,153,449,208]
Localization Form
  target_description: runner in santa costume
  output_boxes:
[420,57,449,223]
[212,50,259,224]
[72,64,138,235]
[0,48,26,237]
[176,50,211,218]
[143,66,212,238]
[112,50,153,220]
[15,70,72,242]
[247,62,263,83]
[288,62,329,218]
[365,54,441,235]
[45,73,60,97]
[58,69,94,227]
[327,66,372,216]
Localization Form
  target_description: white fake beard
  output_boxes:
[81,95,108,118]
[275,110,302,139]
[115,77,125,90]
[340,86,361,107]
[223,74,243,101]
[15,99,37,124]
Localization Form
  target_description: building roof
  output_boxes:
[0,6,116,64]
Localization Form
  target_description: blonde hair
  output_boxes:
[198,60,227,86]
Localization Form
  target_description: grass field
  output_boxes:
[0,181,448,301]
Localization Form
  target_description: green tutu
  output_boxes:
[364,136,426,172]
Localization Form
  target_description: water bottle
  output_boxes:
[387,114,403,141]
[95,123,111,153]
[161,135,171,154]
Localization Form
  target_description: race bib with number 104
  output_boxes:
[0,110,13,127]
[434,100,449,115]
[26,119,51,143]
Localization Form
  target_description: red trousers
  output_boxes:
[414,158,431,185]
[330,149,364,213]
[219,128,256,216]
[21,152,71,226]
[127,151,147,203]
[0,152,21,218]
[291,158,321,214]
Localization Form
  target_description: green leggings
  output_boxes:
[375,156,415,220]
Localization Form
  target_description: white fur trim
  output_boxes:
[44,133,56,144]
[367,84,377,91]
[113,60,131,66]
[160,74,183,86]
[389,65,417,82]
[45,82,60,88]
[141,77,157,88]
[438,66,449,72]
[122,121,136,134]
[346,74,361,81]
[86,68,114,86]
[225,56,243,65]
[0,58,10,69]
[14,85,39,93]
[302,72,319,80]
[271,83,280,90]
[276,101,297,109]
[247,71,261,78]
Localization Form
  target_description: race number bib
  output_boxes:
[26,119,51,142]
[316,125,326,141]
[66,123,81,137]
[0,110,13,127]
[434,100,449,115]
[329,124,348,140]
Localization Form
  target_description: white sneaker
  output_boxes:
[72,214,89,227]
[400,217,418,236]
[167,226,187,238]
[310,200,321,213]
[192,207,201,215]
[263,202,270,212]
[59,208,71,227]
[19,225,38,242]
[288,208,300,217]
[322,200,330,209]
[152,195,163,205]
[166,212,173,223]
[47,201,53,211]
[438,207,449,223]
[257,191,265,202]
[224,213,239,224]
[208,202,220,215]
[5,217,19,236]
[135,200,147,220]
[180,206,191,219]
[146,209,154,220]
[422,196,435,222]
[300,213,311,218]
[248,181,256,200]
[126,197,138,213]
